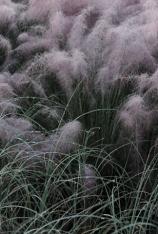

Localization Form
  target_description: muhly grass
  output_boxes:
[1,0,158,233]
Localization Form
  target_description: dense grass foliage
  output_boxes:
[0,0,158,233]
